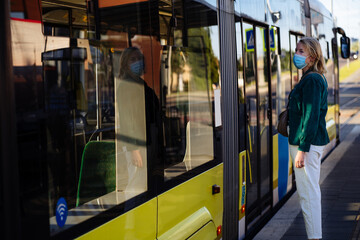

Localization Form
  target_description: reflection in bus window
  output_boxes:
[36,0,159,235]
[162,45,217,180]
[235,20,246,151]
[278,35,291,110]
[161,1,219,181]
[10,0,47,237]
[115,47,159,195]
[256,26,270,199]
[243,22,258,208]
[290,34,298,87]
[271,27,280,131]
[42,0,88,38]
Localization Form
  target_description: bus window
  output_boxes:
[278,33,291,110]
[42,0,88,38]
[290,34,298,88]
[242,22,258,209]
[270,27,280,132]
[39,0,157,235]
[235,18,246,151]
[160,1,220,181]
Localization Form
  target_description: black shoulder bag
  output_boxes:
[277,102,289,137]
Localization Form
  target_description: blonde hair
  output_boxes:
[299,37,327,74]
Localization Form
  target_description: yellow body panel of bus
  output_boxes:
[78,163,223,239]
[157,164,223,240]
[77,198,157,240]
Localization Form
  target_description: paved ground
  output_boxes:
[254,119,360,240]
[339,67,360,140]
[254,70,360,240]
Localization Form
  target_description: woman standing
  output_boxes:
[116,47,161,196]
[288,37,330,240]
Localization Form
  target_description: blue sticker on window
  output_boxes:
[56,197,68,228]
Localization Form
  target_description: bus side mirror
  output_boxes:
[340,36,350,59]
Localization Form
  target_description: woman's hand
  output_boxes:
[131,150,143,167]
[295,150,306,168]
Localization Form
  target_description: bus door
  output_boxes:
[242,21,272,229]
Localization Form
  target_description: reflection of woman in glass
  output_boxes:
[115,47,160,196]
[288,37,329,240]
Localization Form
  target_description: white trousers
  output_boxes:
[290,144,325,239]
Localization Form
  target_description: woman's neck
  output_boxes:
[302,65,310,73]
[302,64,314,73]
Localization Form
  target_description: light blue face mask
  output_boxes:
[293,54,308,69]
[130,60,144,76]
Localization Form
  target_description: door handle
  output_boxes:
[212,184,221,195]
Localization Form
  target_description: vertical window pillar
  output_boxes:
[218,0,239,238]
[0,0,21,238]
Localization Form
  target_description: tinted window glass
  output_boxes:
[10,0,49,237]
[235,19,246,151]
[11,0,159,235]
[270,27,280,131]
[159,0,220,181]
[290,34,297,88]
[242,22,258,208]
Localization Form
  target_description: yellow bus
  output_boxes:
[0,0,350,239]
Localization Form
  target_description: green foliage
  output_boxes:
[187,27,219,91]
[244,52,255,84]
[280,49,291,71]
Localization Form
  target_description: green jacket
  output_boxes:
[288,70,330,152]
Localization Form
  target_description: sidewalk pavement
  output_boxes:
[254,114,360,240]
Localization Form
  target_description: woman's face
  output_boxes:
[128,50,144,76]
[128,51,143,66]
[295,42,314,66]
